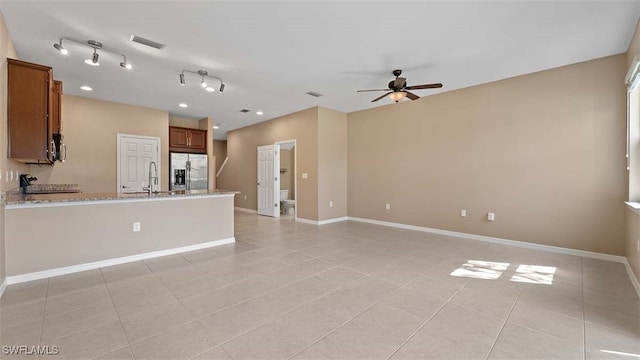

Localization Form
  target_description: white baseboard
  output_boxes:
[347,217,627,263]
[296,216,348,225]
[295,218,319,225]
[234,207,257,214]
[0,279,7,299]
[318,216,349,225]
[6,237,235,285]
[624,260,640,297]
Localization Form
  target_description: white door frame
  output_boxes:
[116,133,162,193]
[275,139,297,220]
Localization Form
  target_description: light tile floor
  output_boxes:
[1,211,639,359]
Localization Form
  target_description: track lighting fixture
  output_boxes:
[52,37,131,70]
[179,70,225,93]
[53,38,68,55]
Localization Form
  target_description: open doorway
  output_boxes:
[277,140,296,220]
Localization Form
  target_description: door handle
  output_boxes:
[122,185,130,189]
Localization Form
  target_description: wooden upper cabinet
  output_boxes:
[169,126,207,153]
[7,58,53,163]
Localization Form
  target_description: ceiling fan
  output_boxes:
[357,69,443,103]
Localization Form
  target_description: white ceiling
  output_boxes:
[1,1,639,140]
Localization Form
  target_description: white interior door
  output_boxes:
[118,134,160,193]
[257,144,280,217]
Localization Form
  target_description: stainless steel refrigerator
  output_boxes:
[170,152,208,190]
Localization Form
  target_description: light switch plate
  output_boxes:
[302,173,308,179]
[133,222,141,232]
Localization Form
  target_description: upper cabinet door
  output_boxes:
[169,127,189,148]
[7,58,53,163]
[51,80,63,134]
[188,129,206,150]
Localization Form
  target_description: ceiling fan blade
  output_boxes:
[371,92,392,102]
[394,77,406,89]
[405,91,420,100]
[404,83,443,90]
[357,89,391,92]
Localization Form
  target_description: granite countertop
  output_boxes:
[4,189,240,206]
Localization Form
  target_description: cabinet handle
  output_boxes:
[62,143,67,162]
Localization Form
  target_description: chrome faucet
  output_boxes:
[143,161,158,195]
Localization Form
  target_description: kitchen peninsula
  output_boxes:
[3,190,236,284]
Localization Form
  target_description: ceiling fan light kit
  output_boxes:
[53,37,131,69]
[179,69,225,93]
[357,69,443,103]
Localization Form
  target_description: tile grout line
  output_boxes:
[384,277,472,360]
[96,267,135,359]
[483,286,525,360]
[35,278,50,356]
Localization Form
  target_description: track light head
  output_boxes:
[179,73,186,85]
[200,77,207,88]
[84,48,100,66]
[219,83,225,93]
[53,38,68,55]
[119,54,132,70]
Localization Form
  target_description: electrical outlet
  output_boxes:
[386,203,391,210]
[329,201,333,208]
[302,173,308,179]
[244,195,247,200]
[133,222,141,232]
[488,213,495,221]
[460,209,467,217]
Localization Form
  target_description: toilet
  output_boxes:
[279,189,296,215]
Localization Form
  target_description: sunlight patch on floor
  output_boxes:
[510,264,556,285]
[450,260,510,280]
[450,261,555,285]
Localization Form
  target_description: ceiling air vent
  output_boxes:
[306,91,323,97]
[240,109,251,113]
[129,35,165,49]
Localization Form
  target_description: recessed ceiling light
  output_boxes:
[80,85,93,91]
[256,111,264,115]
[205,87,215,92]
[179,103,188,108]
[213,124,220,129]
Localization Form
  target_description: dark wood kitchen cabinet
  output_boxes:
[7,58,62,164]
[169,126,207,153]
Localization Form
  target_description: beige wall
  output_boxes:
[626,18,640,283]
[29,95,170,193]
[0,12,29,288]
[218,107,319,220]
[5,195,234,277]
[213,140,227,178]
[169,116,200,129]
[280,149,295,199]
[348,54,627,255]
[318,107,348,220]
